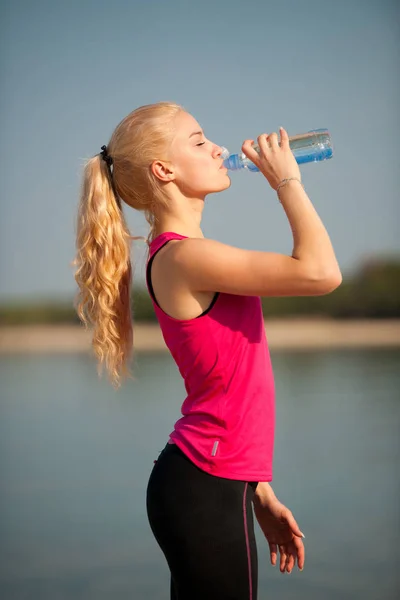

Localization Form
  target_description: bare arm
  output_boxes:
[242,127,341,285]
[278,179,341,283]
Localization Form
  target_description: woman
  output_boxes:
[74,102,341,599]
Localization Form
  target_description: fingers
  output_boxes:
[293,535,305,571]
[279,545,287,572]
[278,544,294,573]
[241,139,259,162]
[242,125,296,189]
[279,126,290,149]
[285,541,296,573]
[269,542,277,566]
[278,538,305,574]
[243,128,288,158]
[267,132,279,149]
[258,132,278,155]
[256,134,268,155]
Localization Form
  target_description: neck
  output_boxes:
[154,223,205,239]
[153,191,205,240]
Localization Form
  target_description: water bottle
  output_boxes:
[222,128,333,172]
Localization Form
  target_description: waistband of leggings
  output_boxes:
[156,442,259,489]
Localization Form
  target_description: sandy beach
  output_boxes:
[0,319,399,354]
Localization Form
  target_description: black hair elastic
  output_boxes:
[100,145,113,167]
[99,145,121,209]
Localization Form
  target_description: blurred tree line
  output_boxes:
[1,258,399,325]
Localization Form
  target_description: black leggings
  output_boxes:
[146,442,259,600]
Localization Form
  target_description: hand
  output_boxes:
[253,491,305,574]
[242,127,301,191]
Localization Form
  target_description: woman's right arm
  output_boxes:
[167,127,342,298]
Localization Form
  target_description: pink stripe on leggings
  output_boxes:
[242,482,252,600]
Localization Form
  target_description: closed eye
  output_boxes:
[196,142,206,146]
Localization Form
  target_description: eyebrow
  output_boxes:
[189,130,203,138]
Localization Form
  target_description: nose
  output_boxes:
[213,144,228,159]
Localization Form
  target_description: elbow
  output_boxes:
[314,268,342,295]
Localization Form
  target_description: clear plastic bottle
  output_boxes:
[222,128,333,172]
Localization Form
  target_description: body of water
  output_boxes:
[0,349,399,599]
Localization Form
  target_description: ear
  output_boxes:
[151,160,175,183]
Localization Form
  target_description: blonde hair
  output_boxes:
[73,101,184,389]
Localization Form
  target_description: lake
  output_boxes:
[0,349,399,599]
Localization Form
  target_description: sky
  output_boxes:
[0,0,399,301]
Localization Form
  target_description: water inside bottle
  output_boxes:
[223,129,333,169]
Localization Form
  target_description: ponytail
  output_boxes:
[72,101,184,389]
[73,154,135,389]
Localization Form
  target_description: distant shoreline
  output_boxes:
[1,319,400,353]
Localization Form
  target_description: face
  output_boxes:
[155,111,231,198]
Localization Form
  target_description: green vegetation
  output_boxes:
[262,260,400,319]
[1,259,399,325]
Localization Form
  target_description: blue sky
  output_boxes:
[0,0,399,301]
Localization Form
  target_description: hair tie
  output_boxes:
[100,145,113,167]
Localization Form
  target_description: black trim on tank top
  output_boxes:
[146,239,219,318]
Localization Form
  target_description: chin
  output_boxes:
[214,175,231,193]
[220,175,231,191]
[202,175,231,197]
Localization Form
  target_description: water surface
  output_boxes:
[0,349,399,599]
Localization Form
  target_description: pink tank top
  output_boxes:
[146,232,275,481]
